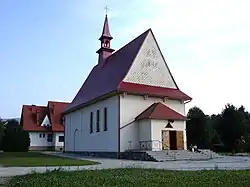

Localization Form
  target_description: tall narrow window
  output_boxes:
[96,110,100,132]
[104,107,107,131]
[90,112,93,133]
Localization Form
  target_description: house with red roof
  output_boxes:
[20,101,69,151]
[63,15,192,158]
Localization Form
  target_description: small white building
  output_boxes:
[64,15,192,158]
[21,101,69,151]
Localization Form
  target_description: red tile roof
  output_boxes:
[48,101,69,132]
[118,82,191,101]
[135,102,187,121]
[65,29,191,113]
[21,101,69,132]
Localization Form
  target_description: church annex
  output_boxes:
[63,15,192,158]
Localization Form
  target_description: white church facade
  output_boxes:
[63,15,192,158]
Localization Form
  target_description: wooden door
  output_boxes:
[162,130,170,150]
[176,131,184,150]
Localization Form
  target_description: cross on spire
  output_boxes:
[104,5,109,15]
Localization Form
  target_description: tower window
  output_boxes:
[104,41,109,47]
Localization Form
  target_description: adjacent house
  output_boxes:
[63,15,192,158]
[20,101,69,151]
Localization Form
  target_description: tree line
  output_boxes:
[187,104,250,152]
[0,118,30,151]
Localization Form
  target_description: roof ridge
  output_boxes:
[48,101,70,104]
[148,103,160,118]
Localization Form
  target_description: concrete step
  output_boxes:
[145,149,218,162]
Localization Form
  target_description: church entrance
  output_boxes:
[169,131,177,150]
[162,130,184,150]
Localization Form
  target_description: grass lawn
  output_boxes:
[6,168,250,187]
[0,152,98,167]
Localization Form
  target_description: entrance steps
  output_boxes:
[145,150,222,162]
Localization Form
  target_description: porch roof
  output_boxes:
[135,102,187,121]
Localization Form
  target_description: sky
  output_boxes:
[0,0,250,118]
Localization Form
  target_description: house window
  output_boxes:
[59,136,64,142]
[40,133,45,138]
[96,110,100,132]
[47,134,53,142]
[104,107,107,131]
[90,112,93,133]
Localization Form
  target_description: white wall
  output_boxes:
[151,120,187,150]
[29,132,53,147]
[65,96,119,152]
[138,119,152,150]
[54,132,64,147]
[120,94,186,152]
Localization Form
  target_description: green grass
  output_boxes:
[5,168,250,187]
[0,152,98,167]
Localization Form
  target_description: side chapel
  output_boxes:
[64,15,192,158]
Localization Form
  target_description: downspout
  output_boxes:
[117,94,121,159]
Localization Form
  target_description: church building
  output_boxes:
[64,15,192,158]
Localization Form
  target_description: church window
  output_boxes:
[90,112,93,133]
[104,107,107,131]
[96,110,100,132]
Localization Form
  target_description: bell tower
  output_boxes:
[96,14,115,64]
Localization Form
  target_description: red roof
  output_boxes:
[65,27,191,113]
[48,101,69,132]
[65,29,149,112]
[118,82,191,101]
[21,101,69,132]
[135,102,187,121]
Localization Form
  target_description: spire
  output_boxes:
[99,14,113,40]
[97,14,115,65]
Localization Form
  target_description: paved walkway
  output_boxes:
[1,152,250,178]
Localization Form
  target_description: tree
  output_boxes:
[186,107,208,148]
[0,118,5,150]
[217,104,246,152]
[1,119,30,152]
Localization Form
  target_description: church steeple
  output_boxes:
[96,14,115,64]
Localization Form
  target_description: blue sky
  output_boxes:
[0,0,250,118]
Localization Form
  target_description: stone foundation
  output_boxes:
[55,146,64,151]
[29,146,63,151]
[64,151,155,161]
[65,151,119,158]
[29,146,54,151]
